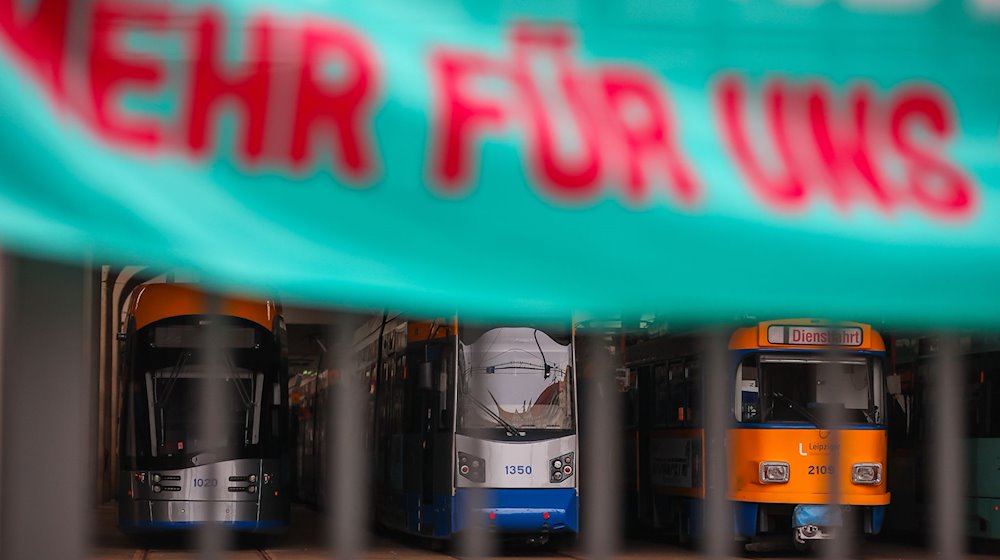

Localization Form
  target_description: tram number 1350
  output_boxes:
[504,465,532,475]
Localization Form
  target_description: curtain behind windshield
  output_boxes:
[458,327,574,431]
[738,356,879,425]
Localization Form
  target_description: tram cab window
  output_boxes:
[457,326,574,435]
[753,355,881,425]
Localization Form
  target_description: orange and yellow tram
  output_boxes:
[622,319,889,545]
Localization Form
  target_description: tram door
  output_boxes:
[410,341,452,534]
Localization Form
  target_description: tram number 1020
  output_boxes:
[504,465,532,475]
[807,465,834,475]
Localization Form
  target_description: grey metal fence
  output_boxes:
[0,255,979,559]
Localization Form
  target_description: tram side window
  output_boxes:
[385,358,397,434]
[654,364,670,427]
[966,353,1000,438]
[687,360,702,426]
[667,361,687,427]
[394,355,406,434]
[438,344,453,431]
[623,368,639,428]
[737,356,760,422]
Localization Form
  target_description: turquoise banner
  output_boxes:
[0,0,998,324]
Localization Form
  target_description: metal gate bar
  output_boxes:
[197,292,231,559]
[328,313,368,559]
[581,333,621,560]
[456,323,497,560]
[0,255,91,560]
[931,335,964,560]
[822,331,850,560]
[701,330,733,559]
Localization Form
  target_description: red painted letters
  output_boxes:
[890,87,974,219]
[511,27,602,199]
[717,77,806,210]
[88,1,168,148]
[717,74,975,218]
[289,22,379,183]
[0,6,979,219]
[430,24,700,206]
[0,0,69,102]
[185,10,272,162]
[601,67,699,204]
[430,51,509,189]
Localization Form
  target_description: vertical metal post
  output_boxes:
[820,339,849,560]
[87,262,102,506]
[701,329,733,559]
[457,323,496,560]
[581,333,620,560]
[198,292,230,559]
[327,313,368,559]
[930,335,964,560]
[456,458,494,559]
[0,253,5,551]
[0,255,91,560]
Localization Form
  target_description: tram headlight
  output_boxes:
[759,461,790,484]
[551,452,575,483]
[851,463,882,485]
[151,473,161,483]
[248,474,258,484]
[153,484,162,493]
[248,485,257,494]
[458,452,485,483]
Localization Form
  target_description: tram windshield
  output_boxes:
[145,364,264,458]
[122,319,278,468]
[737,354,884,425]
[458,326,574,435]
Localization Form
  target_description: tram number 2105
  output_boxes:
[504,465,532,475]
[807,465,834,475]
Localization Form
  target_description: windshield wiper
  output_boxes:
[154,351,189,448]
[157,352,189,407]
[772,391,826,429]
[534,329,552,379]
[467,393,523,437]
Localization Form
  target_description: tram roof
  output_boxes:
[128,283,279,330]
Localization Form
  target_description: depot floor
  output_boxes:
[89,504,999,560]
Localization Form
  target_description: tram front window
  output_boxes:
[737,355,884,425]
[146,364,264,459]
[458,326,574,436]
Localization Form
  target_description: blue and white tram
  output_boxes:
[360,316,579,542]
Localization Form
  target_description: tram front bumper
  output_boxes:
[454,488,579,534]
[791,504,885,541]
[120,500,286,533]
[792,504,843,542]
